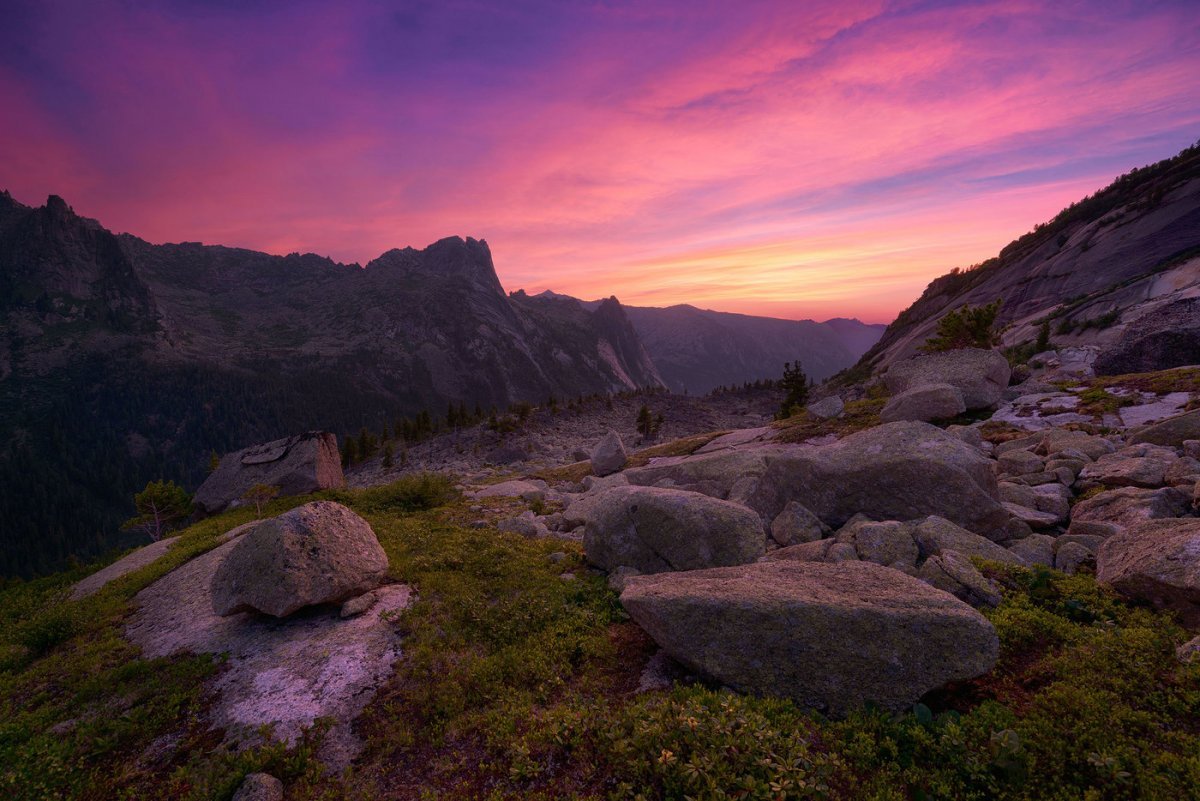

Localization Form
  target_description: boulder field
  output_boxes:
[531,354,1200,716]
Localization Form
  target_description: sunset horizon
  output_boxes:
[4,1,1198,323]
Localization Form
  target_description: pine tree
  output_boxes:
[241,483,279,515]
[382,440,395,468]
[921,299,1003,352]
[778,361,810,419]
[122,479,192,541]
[1035,320,1051,353]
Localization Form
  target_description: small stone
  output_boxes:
[807,395,845,419]
[233,773,283,801]
[339,589,383,619]
[1054,541,1093,575]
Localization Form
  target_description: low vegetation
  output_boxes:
[3,476,1199,800]
[921,299,1003,352]
[774,394,888,444]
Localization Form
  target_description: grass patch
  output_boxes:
[5,482,1200,799]
[774,398,886,444]
[1075,386,1137,416]
[1088,367,1200,395]
[342,542,1200,800]
[330,473,459,515]
[0,503,331,800]
[626,432,727,467]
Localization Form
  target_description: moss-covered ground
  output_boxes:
[2,476,1198,800]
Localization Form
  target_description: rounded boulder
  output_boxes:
[211,501,389,617]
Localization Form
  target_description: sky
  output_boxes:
[2,1,1198,323]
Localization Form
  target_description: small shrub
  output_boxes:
[922,300,1003,352]
[340,473,459,514]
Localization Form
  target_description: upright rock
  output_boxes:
[621,560,998,715]
[590,429,629,477]
[211,501,388,617]
[195,432,344,514]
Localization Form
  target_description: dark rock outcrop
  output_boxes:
[1094,297,1200,375]
[194,432,344,514]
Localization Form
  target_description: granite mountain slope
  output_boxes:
[858,142,1200,375]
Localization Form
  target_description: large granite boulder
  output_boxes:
[909,516,1023,565]
[1097,518,1200,627]
[621,561,998,714]
[1093,297,1200,376]
[883,348,1011,410]
[807,395,845,419]
[195,432,344,514]
[577,486,764,574]
[1079,444,1180,489]
[211,501,388,617]
[880,383,966,423]
[590,429,628,477]
[623,448,774,499]
[1129,409,1200,448]
[1069,486,1193,537]
[746,422,1011,539]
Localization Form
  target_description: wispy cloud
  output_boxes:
[1,0,1197,322]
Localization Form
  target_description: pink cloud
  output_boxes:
[2,1,1198,322]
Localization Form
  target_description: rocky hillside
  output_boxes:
[0,192,663,576]
[858,141,1200,374]
[4,344,1199,799]
[535,292,884,393]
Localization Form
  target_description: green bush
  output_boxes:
[334,472,459,515]
[922,300,1003,352]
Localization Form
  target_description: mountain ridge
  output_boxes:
[0,193,666,575]
[527,291,885,393]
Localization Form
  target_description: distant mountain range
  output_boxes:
[526,291,884,394]
[0,191,874,576]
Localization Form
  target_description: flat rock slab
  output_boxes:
[125,535,411,767]
[621,560,998,715]
[695,427,777,454]
[1118,392,1192,428]
[989,393,1093,431]
[71,537,180,600]
[471,479,547,500]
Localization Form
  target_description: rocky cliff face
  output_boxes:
[0,193,664,576]
[860,143,1200,375]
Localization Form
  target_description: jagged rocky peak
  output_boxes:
[368,235,504,294]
